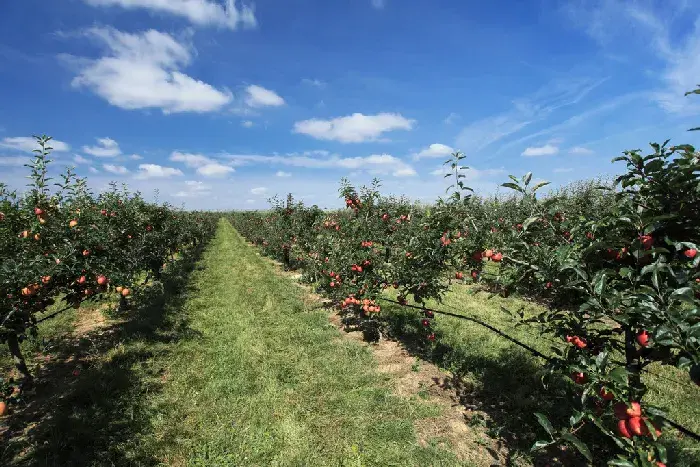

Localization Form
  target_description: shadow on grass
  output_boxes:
[0,244,207,467]
[374,302,627,467]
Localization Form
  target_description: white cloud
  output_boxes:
[246,199,255,204]
[129,154,143,160]
[522,144,559,156]
[293,112,414,143]
[103,163,129,174]
[225,152,416,178]
[0,156,28,166]
[170,151,235,177]
[83,137,121,157]
[135,163,183,179]
[83,0,256,30]
[371,0,385,9]
[1,136,70,153]
[430,166,506,180]
[569,146,594,155]
[301,78,326,87]
[414,143,454,159]
[444,112,460,125]
[72,27,232,114]
[241,120,254,128]
[251,186,267,195]
[73,154,92,164]
[245,85,285,107]
[174,180,211,197]
[275,170,291,177]
[170,151,210,167]
[393,167,417,177]
[553,167,574,173]
[89,166,100,173]
[198,162,235,177]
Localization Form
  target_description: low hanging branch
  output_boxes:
[377,297,700,444]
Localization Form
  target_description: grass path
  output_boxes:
[142,220,465,466]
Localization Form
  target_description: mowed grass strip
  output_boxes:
[144,220,461,466]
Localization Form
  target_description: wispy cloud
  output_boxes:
[173,180,211,198]
[455,77,608,151]
[1,136,70,152]
[563,0,700,114]
[225,152,416,177]
[83,0,257,30]
[522,144,559,156]
[170,151,236,177]
[251,186,267,195]
[301,78,326,88]
[492,92,642,158]
[103,163,129,174]
[569,146,594,155]
[444,112,460,125]
[135,163,183,179]
[83,137,121,157]
[430,165,506,180]
[0,156,29,166]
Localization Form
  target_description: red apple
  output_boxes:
[617,419,632,438]
[636,330,650,347]
[599,387,614,401]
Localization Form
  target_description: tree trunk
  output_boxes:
[625,326,642,396]
[283,247,290,271]
[7,333,31,382]
[118,295,129,313]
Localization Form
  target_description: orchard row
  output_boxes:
[229,142,700,466]
[0,136,217,391]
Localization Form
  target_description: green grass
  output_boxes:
[1,220,471,466]
[0,303,78,376]
[379,282,700,466]
[140,219,464,466]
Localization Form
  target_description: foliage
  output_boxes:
[229,138,699,465]
[0,136,217,388]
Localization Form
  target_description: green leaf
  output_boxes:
[501,182,524,193]
[523,216,539,230]
[523,172,533,186]
[657,444,668,463]
[531,440,554,451]
[607,460,635,467]
[569,410,585,426]
[534,412,555,437]
[561,433,592,462]
[594,272,608,296]
[608,366,628,386]
[532,181,551,193]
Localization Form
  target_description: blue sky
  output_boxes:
[0,0,698,209]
